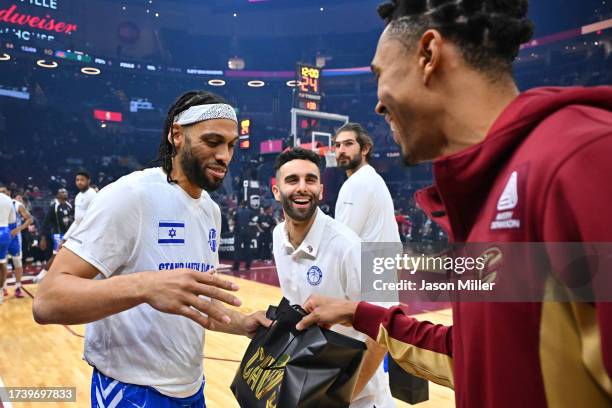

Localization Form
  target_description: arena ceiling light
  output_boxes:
[0,53,11,61]
[208,79,226,87]
[286,80,300,87]
[81,67,101,75]
[247,80,265,88]
[36,59,58,68]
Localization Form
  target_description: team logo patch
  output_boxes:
[306,266,323,286]
[158,221,185,245]
[208,228,217,253]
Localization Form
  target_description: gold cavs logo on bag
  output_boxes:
[242,347,290,407]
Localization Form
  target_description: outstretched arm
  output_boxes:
[33,248,243,329]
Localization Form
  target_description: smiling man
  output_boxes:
[297,1,612,407]
[33,91,271,408]
[271,147,396,408]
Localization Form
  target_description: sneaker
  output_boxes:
[14,287,23,298]
[33,269,47,283]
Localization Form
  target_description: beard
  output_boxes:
[337,153,362,171]
[279,190,319,222]
[179,138,226,192]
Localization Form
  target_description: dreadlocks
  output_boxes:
[378,0,534,78]
[155,91,230,184]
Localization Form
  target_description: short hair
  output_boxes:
[274,147,321,174]
[76,170,90,179]
[334,122,374,161]
[378,0,534,79]
[156,91,231,184]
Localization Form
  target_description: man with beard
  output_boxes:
[33,91,271,408]
[296,1,612,407]
[334,123,401,243]
[271,148,396,408]
[62,170,97,244]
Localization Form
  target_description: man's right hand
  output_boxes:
[143,269,242,329]
[296,295,359,331]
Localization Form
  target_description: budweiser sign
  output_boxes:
[0,4,77,34]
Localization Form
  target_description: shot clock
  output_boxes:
[296,64,322,111]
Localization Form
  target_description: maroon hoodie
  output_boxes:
[353,87,612,407]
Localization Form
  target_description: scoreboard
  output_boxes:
[296,64,322,111]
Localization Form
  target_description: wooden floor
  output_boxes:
[0,277,454,407]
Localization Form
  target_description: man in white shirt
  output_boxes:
[0,188,16,305]
[334,122,401,243]
[272,148,395,408]
[63,170,96,243]
[33,91,271,408]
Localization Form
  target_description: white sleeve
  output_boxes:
[342,241,362,302]
[63,184,142,278]
[335,183,371,237]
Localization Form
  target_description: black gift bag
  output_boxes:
[231,297,367,408]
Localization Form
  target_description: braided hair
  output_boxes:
[155,90,229,184]
[378,0,534,77]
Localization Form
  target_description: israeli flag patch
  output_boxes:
[158,221,185,245]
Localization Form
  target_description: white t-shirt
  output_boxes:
[272,208,396,408]
[0,193,15,228]
[64,167,221,398]
[63,187,97,240]
[335,164,401,243]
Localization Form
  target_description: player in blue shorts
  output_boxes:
[0,187,34,298]
[0,188,16,305]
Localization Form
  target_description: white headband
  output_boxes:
[173,103,237,125]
